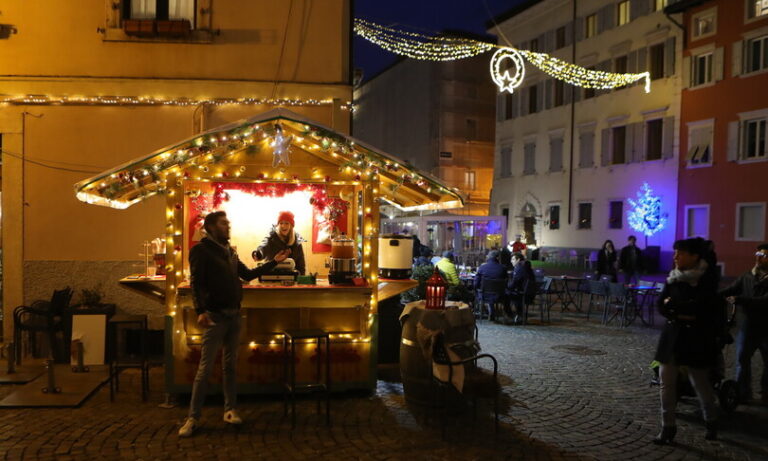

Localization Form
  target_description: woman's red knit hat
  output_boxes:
[277,211,295,227]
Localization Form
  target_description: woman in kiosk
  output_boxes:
[252,210,306,275]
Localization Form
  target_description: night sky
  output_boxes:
[353,0,529,82]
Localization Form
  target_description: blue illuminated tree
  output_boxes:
[627,183,666,243]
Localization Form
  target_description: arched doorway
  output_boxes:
[520,202,537,246]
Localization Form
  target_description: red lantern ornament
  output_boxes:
[425,267,448,310]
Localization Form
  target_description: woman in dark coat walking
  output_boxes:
[653,238,722,444]
[596,240,618,282]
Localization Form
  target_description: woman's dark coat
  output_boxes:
[253,230,306,275]
[654,269,724,368]
[596,249,617,281]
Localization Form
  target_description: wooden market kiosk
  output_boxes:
[74,108,463,394]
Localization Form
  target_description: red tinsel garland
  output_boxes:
[212,182,328,213]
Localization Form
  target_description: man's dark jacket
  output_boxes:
[720,269,768,325]
[619,245,643,273]
[190,237,277,315]
[474,260,508,290]
[507,260,537,304]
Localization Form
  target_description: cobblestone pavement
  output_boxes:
[1,316,766,460]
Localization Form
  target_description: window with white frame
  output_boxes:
[578,202,592,229]
[746,35,768,73]
[687,122,713,166]
[126,0,195,21]
[653,0,667,12]
[579,130,595,168]
[692,10,716,39]
[612,125,627,164]
[743,117,767,159]
[585,14,597,38]
[685,205,709,238]
[500,146,512,177]
[748,0,768,19]
[646,119,663,161]
[692,52,713,86]
[523,142,536,175]
[617,1,630,26]
[549,204,561,230]
[464,170,477,190]
[609,200,623,229]
[736,203,766,241]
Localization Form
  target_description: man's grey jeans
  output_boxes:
[188,309,241,420]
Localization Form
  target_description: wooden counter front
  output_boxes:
[177,280,372,309]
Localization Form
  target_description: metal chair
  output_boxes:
[576,273,595,310]
[431,332,499,439]
[108,314,149,402]
[568,250,579,267]
[524,278,556,323]
[586,280,608,322]
[477,278,507,321]
[604,283,630,326]
[13,287,73,364]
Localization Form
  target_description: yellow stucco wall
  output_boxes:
[0,0,352,341]
[0,0,349,83]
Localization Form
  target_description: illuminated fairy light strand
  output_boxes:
[354,18,493,61]
[354,19,651,94]
[0,94,352,108]
[519,49,651,93]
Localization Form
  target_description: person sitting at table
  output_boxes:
[252,211,306,275]
[507,252,536,324]
[413,246,434,268]
[436,250,461,287]
[474,250,507,290]
[474,250,508,320]
[596,239,618,282]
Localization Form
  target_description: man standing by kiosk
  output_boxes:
[179,211,289,437]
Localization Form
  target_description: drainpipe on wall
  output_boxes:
[567,0,577,225]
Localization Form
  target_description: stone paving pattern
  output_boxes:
[1,315,766,460]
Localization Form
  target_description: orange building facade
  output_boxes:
[670,0,768,275]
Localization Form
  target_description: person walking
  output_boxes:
[652,238,722,444]
[719,243,768,403]
[596,240,618,282]
[619,235,643,285]
[179,211,289,437]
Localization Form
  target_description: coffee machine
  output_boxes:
[328,233,357,284]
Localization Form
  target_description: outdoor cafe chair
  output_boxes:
[477,278,507,321]
[604,282,631,327]
[431,332,499,439]
[568,250,579,267]
[522,279,549,324]
[533,268,545,283]
[576,273,595,310]
[586,280,608,322]
[13,287,73,364]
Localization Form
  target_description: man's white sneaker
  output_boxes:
[178,417,198,437]
[223,409,243,425]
